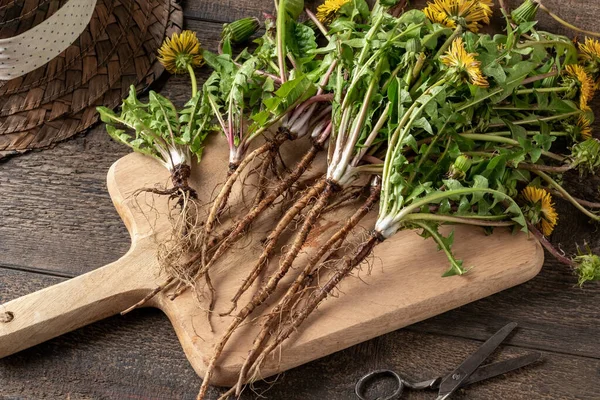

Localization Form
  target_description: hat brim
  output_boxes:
[0,0,182,157]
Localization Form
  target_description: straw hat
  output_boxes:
[0,0,183,158]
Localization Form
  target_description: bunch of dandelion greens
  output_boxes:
[97,31,217,306]
[94,1,600,398]
[208,1,600,397]
[175,2,343,314]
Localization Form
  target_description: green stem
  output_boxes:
[460,133,566,162]
[487,111,581,128]
[407,134,440,187]
[187,64,197,98]
[276,0,287,83]
[409,26,463,95]
[535,1,600,38]
[421,136,453,184]
[404,213,515,227]
[394,188,523,225]
[482,130,569,137]
[456,88,503,112]
[434,26,463,59]
[493,106,545,111]
[514,86,570,95]
[463,151,496,158]
[534,170,600,221]
[382,78,448,207]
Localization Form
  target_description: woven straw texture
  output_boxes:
[0,0,183,158]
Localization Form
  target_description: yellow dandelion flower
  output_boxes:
[522,186,558,236]
[565,64,595,111]
[158,30,204,74]
[578,37,600,89]
[577,114,593,140]
[423,0,493,33]
[316,0,350,23]
[440,37,489,87]
[579,37,600,64]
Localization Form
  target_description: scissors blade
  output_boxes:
[436,322,518,399]
[462,352,542,386]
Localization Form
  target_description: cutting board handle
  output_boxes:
[0,244,156,358]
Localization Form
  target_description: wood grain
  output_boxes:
[0,1,600,398]
[1,269,599,400]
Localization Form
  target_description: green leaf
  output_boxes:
[470,175,489,205]
[416,222,467,277]
[483,61,507,83]
[283,0,304,19]
[506,120,528,139]
[339,0,370,21]
[286,20,317,67]
[413,117,433,135]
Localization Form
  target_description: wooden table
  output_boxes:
[1,1,599,399]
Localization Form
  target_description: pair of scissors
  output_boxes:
[355,322,541,400]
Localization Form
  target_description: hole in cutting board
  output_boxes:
[1,311,14,323]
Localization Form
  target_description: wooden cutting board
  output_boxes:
[0,135,543,387]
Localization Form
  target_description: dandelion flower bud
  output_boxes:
[511,0,539,24]
[448,155,472,179]
[571,138,600,175]
[222,17,260,44]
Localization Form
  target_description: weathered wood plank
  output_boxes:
[411,258,600,359]
[183,0,600,34]
[1,4,600,398]
[183,0,276,23]
[0,126,130,277]
[1,268,599,400]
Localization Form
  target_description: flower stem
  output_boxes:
[435,26,463,59]
[480,130,569,137]
[520,70,558,86]
[550,190,600,209]
[518,163,573,173]
[403,213,515,227]
[305,8,329,38]
[456,88,504,112]
[526,221,576,267]
[487,111,581,128]
[534,170,600,221]
[535,0,600,38]
[460,133,566,162]
[515,86,570,95]
[276,0,288,83]
[187,64,197,98]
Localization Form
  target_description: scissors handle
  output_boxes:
[355,370,441,400]
[355,370,404,400]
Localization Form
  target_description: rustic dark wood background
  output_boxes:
[1,0,600,399]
